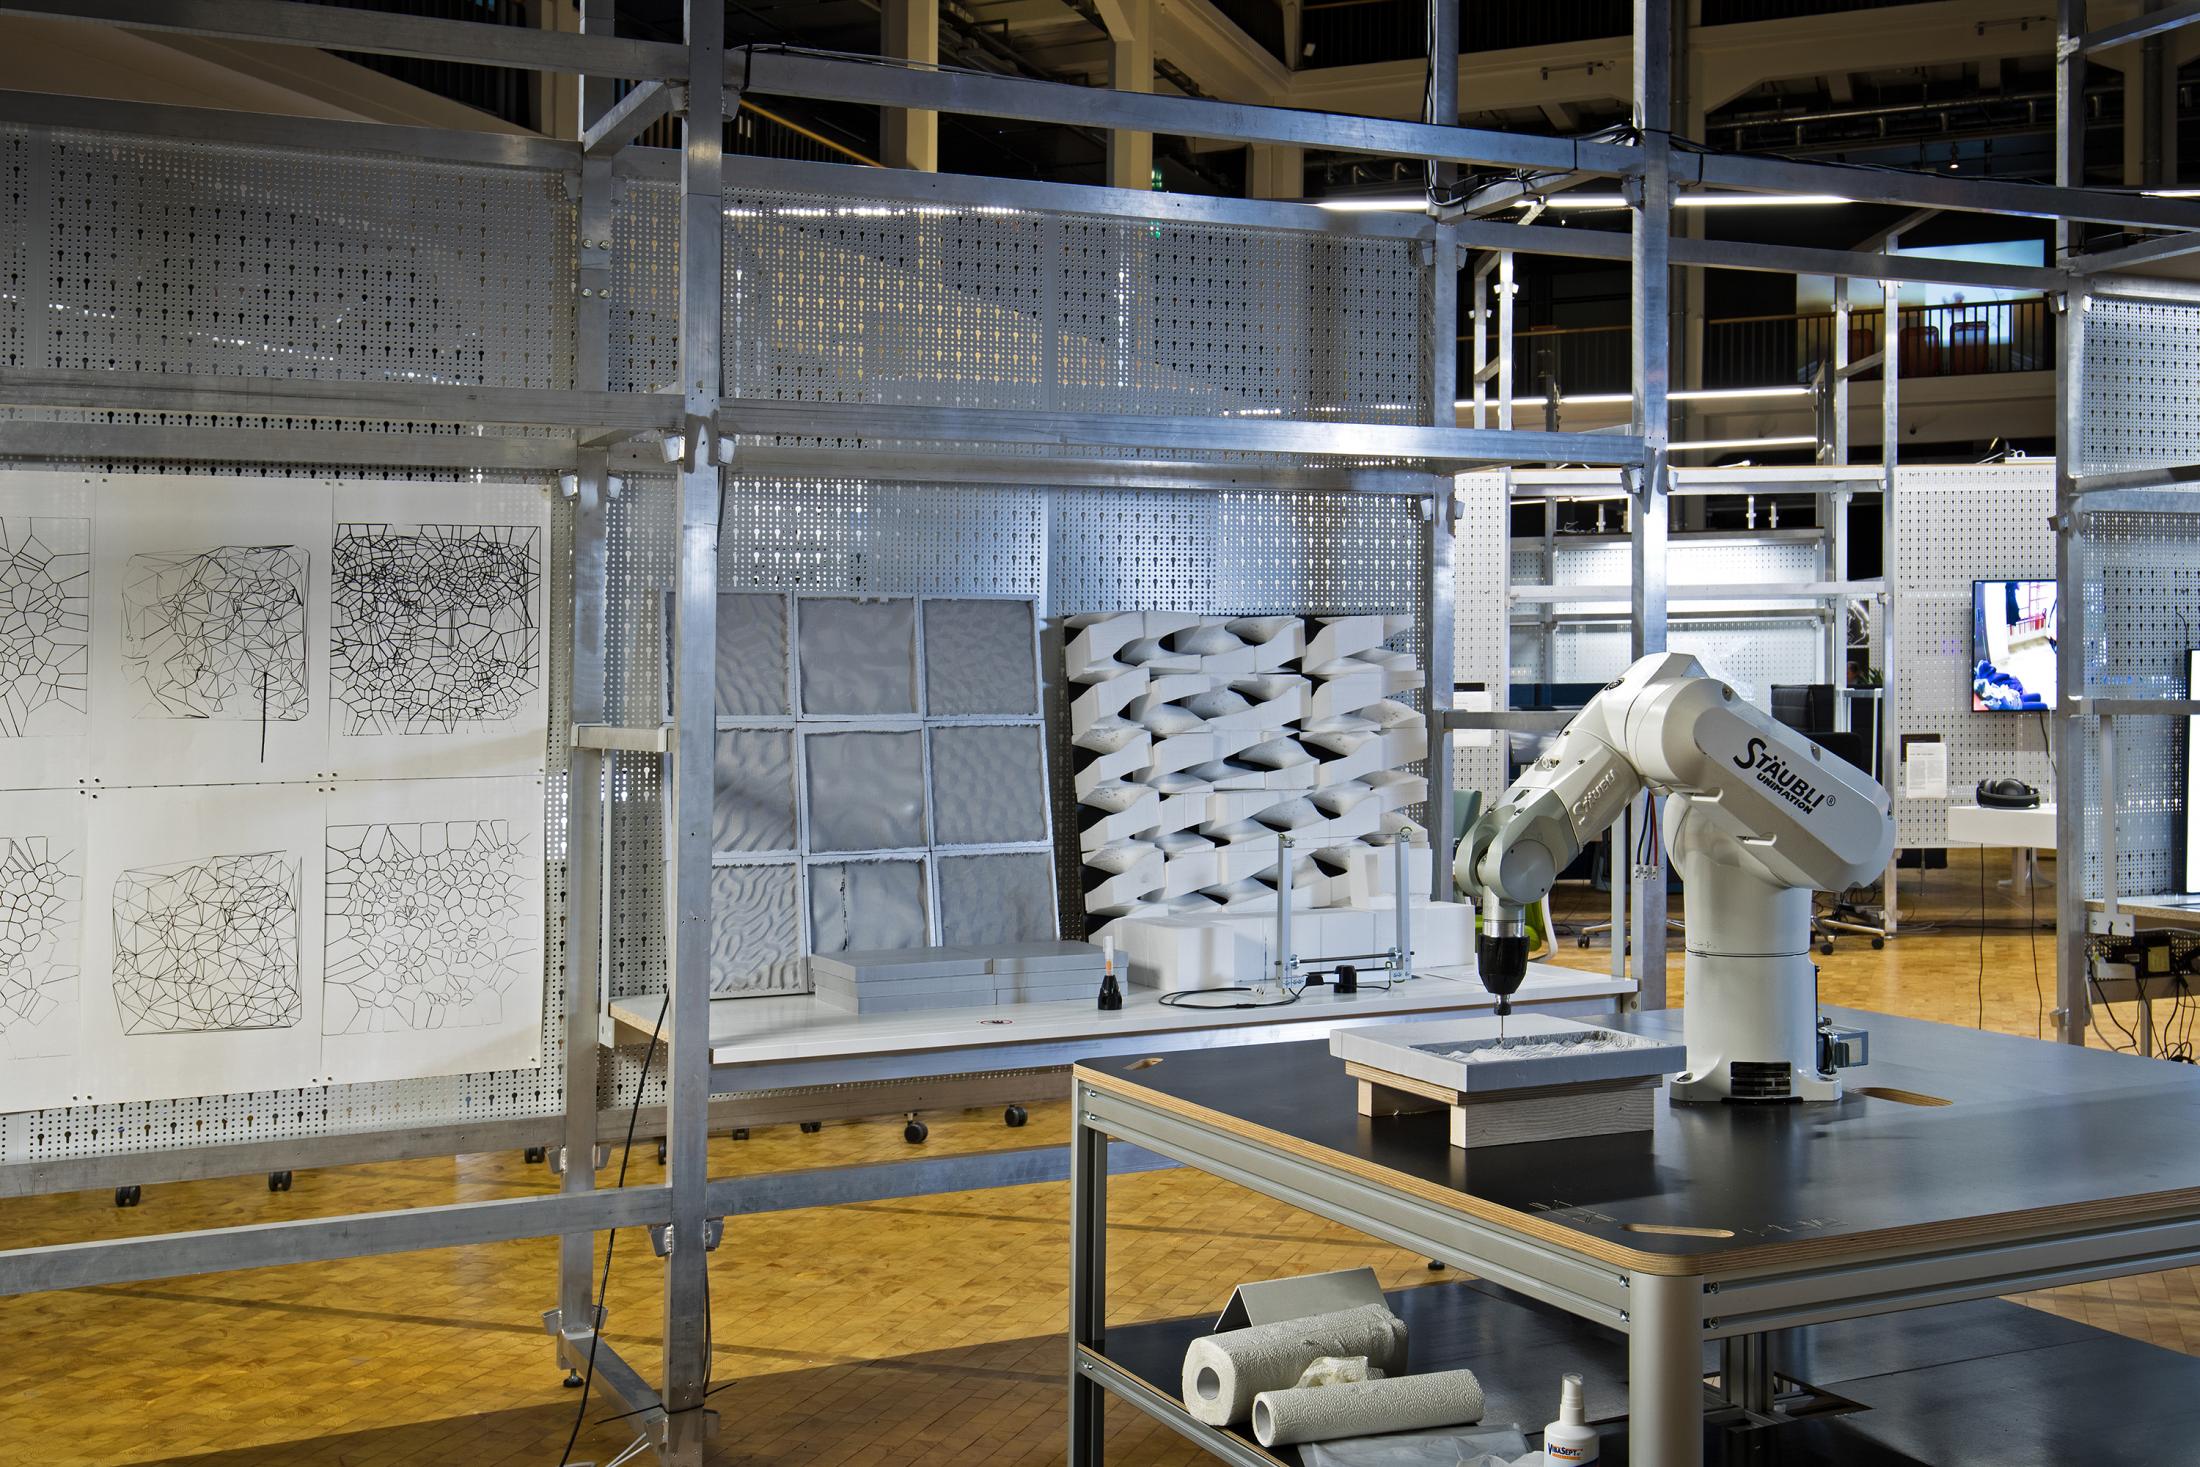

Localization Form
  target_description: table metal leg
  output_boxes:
[1628,1271,1705,1467]
[1069,1077,1110,1467]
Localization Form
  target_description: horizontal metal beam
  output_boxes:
[733,48,1642,178]
[704,1143,1175,1217]
[1674,235,2067,294]
[1509,578,1883,603]
[0,423,577,472]
[724,445,1445,496]
[2080,0,2200,53]
[573,722,673,753]
[0,1117,556,1200]
[2073,464,2200,497]
[0,0,685,78]
[2071,229,2200,275]
[0,89,578,172]
[2082,697,2200,716]
[719,400,1645,467]
[1437,708,1574,734]
[1451,217,1629,263]
[1838,350,1886,380]
[721,151,1435,240]
[0,1185,672,1296]
[0,369,678,433]
[1684,150,2200,230]
[585,80,680,157]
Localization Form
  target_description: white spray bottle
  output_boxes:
[1542,1374,1598,1463]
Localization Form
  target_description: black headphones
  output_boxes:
[1976,778,2041,810]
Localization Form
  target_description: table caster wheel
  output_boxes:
[730,1128,749,1141]
[563,1369,584,1390]
[115,1185,140,1208]
[800,1121,822,1134]
[1871,937,1885,950]
[904,1120,928,1145]
[1426,1259,1445,1271]
[267,1171,292,1193]
[1577,934,1590,949]
[654,1138,667,1165]
[1004,1105,1028,1128]
[1819,941,1834,955]
[524,1146,547,1165]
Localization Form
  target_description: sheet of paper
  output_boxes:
[326,480,550,782]
[1902,736,1949,801]
[80,782,327,1106]
[319,775,547,1085]
[0,788,92,1111]
[1451,687,1494,751]
[91,475,332,788]
[0,472,94,792]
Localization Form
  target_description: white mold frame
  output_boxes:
[710,590,1056,992]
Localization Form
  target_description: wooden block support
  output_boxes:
[1347,1060,1658,1151]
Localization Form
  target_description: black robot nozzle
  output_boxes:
[1476,933,1530,1003]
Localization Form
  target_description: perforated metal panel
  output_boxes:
[1452,473,1508,802]
[721,188,1431,422]
[2081,294,2200,476]
[1507,532,1829,712]
[2076,508,2200,898]
[1888,463,2056,849]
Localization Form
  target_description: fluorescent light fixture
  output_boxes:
[1314,196,1427,212]
[2145,188,2200,198]
[1668,434,1819,451]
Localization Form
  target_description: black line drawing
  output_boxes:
[112,851,302,1035]
[0,834,79,1060]
[0,515,90,738]
[324,819,535,1034]
[330,523,541,735]
[121,546,309,721]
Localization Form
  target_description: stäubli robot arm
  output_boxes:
[1456,652,1894,1102]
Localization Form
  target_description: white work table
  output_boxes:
[610,962,1632,1093]
[1945,801,2055,889]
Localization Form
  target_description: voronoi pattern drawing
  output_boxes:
[122,546,309,721]
[112,852,302,1034]
[0,835,79,1058]
[330,524,541,734]
[0,517,90,738]
[324,820,535,1033]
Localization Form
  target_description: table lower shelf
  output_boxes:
[1087,1279,2200,1467]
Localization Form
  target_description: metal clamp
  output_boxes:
[648,1217,725,1256]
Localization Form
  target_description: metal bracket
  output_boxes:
[572,722,673,753]
[548,1144,615,1176]
[541,1303,608,1339]
[647,1218,725,1257]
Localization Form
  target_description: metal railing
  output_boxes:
[1480,298,2056,399]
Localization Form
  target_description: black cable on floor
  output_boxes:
[558,988,671,1467]
[2027,863,2044,1040]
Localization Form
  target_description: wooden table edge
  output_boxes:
[1072,1061,2200,1280]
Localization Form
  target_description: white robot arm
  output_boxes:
[1457,652,1894,1102]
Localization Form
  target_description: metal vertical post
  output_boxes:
[1629,0,1674,1008]
[1628,1270,1705,1465]
[1497,250,1515,432]
[1827,486,1851,730]
[1831,276,1851,464]
[1879,258,1902,932]
[1470,257,1490,429]
[660,2,725,1458]
[1068,1077,1110,1465]
[1428,0,1458,199]
[1426,222,1460,900]
[2054,0,2092,1046]
[553,0,618,1380]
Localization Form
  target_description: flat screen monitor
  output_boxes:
[1972,579,2057,713]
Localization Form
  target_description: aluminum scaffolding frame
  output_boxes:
[0,4,2191,1465]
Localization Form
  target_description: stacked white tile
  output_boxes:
[1066,612,1432,975]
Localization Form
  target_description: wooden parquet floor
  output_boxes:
[1,851,2191,1465]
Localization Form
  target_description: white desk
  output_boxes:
[1945,801,2055,889]
[610,962,1632,1099]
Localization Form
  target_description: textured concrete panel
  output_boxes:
[712,728,798,854]
[937,851,1056,947]
[923,598,1038,716]
[929,723,1048,846]
[708,862,805,995]
[808,859,929,953]
[716,592,790,717]
[805,729,927,852]
[798,596,917,715]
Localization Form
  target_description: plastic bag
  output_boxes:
[1295,1355,1386,1389]
[1301,1423,1535,1467]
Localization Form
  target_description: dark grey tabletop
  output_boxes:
[1077,1007,2200,1270]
